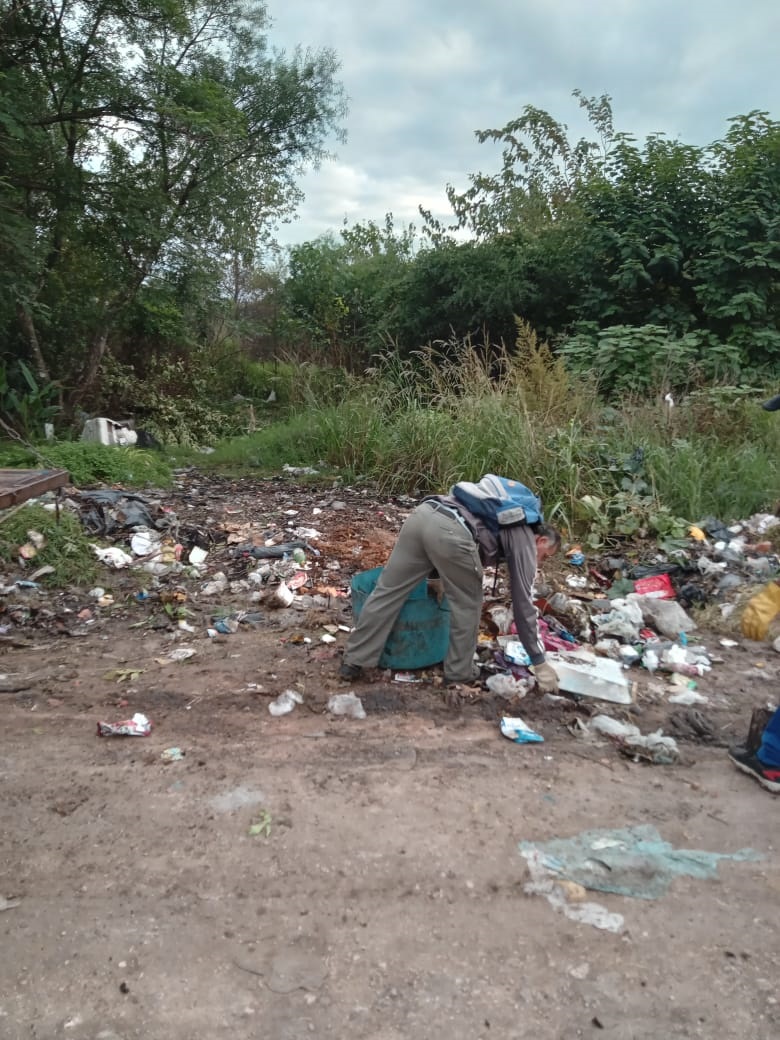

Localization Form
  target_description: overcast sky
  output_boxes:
[269,0,780,246]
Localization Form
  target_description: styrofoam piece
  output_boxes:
[130,528,160,556]
[80,417,137,446]
[547,649,632,705]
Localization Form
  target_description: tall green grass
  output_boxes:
[0,442,172,488]
[187,323,780,530]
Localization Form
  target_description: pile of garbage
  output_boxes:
[0,478,401,642]
[483,512,779,760]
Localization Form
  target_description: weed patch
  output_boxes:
[0,504,99,587]
[0,442,172,488]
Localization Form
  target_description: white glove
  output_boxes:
[532,660,559,693]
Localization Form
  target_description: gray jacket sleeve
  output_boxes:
[500,524,546,666]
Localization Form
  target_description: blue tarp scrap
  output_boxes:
[519,824,762,900]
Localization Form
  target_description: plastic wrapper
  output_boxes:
[500,716,544,744]
[633,574,675,599]
[96,712,152,737]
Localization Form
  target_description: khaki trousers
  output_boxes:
[344,501,483,683]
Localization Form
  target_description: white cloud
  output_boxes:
[269,0,780,246]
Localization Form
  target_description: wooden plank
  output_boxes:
[0,469,70,510]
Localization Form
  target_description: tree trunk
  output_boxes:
[70,329,109,407]
[16,304,51,384]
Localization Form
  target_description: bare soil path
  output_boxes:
[1,472,778,1039]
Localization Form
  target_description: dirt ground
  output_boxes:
[1,472,779,1040]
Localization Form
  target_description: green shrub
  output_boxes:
[99,354,230,445]
[560,323,746,395]
[0,442,172,488]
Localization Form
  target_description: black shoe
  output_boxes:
[728,746,780,794]
[339,662,363,681]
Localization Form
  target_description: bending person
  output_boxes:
[340,475,561,690]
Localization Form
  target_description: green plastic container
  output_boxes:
[350,566,451,669]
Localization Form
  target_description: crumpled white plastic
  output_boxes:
[91,544,133,569]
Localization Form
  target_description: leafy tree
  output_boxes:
[573,134,715,330]
[0,0,346,412]
[692,112,780,365]
[282,215,416,368]
[421,90,614,241]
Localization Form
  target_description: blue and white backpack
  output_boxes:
[451,474,543,532]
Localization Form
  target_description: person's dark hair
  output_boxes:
[531,522,561,549]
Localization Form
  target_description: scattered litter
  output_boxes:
[27,564,55,582]
[201,572,229,595]
[272,581,295,608]
[212,617,239,634]
[521,847,624,932]
[159,644,196,661]
[291,527,321,541]
[500,716,544,744]
[546,650,632,705]
[130,528,160,556]
[519,824,761,901]
[161,747,185,762]
[591,598,643,642]
[643,649,659,673]
[80,416,137,446]
[617,645,641,665]
[91,544,133,569]
[629,594,697,640]
[500,639,531,666]
[97,712,152,737]
[320,633,336,643]
[249,809,273,837]
[658,643,711,677]
[0,896,22,912]
[268,689,304,716]
[393,672,422,683]
[565,574,588,589]
[487,673,532,698]
[239,539,317,560]
[633,573,676,599]
[327,693,366,719]
[668,689,709,706]
[19,540,39,560]
[590,714,679,764]
[488,605,514,634]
